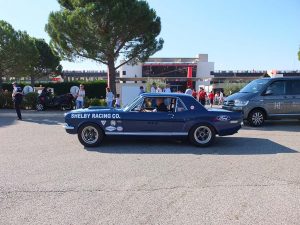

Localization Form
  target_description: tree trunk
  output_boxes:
[0,74,3,92]
[30,75,35,87]
[107,60,117,95]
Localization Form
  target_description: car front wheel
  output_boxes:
[78,123,104,147]
[189,124,216,147]
[248,109,265,127]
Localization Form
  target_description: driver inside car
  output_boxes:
[142,98,168,112]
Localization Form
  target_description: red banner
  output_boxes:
[187,66,193,87]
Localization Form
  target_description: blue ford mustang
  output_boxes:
[64,93,243,147]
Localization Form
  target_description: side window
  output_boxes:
[266,81,286,95]
[176,99,187,112]
[131,98,144,111]
[287,80,300,95]
[136,97,176,113]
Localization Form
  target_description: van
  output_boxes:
[222,77,300,126]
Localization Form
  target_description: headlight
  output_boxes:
[234,100,249,107]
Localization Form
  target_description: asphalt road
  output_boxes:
[0,110,300,225]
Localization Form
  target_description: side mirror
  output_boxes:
[264,89,273,96]
[134,105,141,111]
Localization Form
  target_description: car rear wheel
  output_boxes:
[189,124,216,147]
[78,123,104,147]
[61,103,73,111]
[248,109,265,127]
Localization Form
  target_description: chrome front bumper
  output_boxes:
[63,124,75,130]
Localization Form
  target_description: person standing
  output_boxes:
[219,91,224,105]
[198,87,207,106]
[115,94,121,108]
[106,87,114,108]
[156,85,162,93]
[139,86,145,95]
[76,84,85,109]
[192,89,197,99]
[185,86,193,95]
[12,82,23,120]
[150,83,157,93]
[208,91,214,108]
[164,84,171,93]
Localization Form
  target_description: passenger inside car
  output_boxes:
[141,97,173,112]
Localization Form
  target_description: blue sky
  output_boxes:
[0,0,299,71]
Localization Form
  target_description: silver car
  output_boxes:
[222,77,300,126]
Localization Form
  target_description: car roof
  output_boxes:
[258,77,300,80]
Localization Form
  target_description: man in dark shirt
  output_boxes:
[155,98,168,112]
[12,82,23,120]
[142,98,168,112]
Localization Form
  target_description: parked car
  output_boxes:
[222,77,300,126]
[64,93,243,147]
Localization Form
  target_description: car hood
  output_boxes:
[207,107,243,120]
[225,92,257,101]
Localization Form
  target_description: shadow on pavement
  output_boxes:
[85,136,298,155]
[0,117,16,128]
[0,116,64,127]
[243,120,300,132]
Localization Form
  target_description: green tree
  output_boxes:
[29,38,61,87]
[298,49,300,61]
[45,0,164,94]
[0,20,20,89]
[16,32,40,86]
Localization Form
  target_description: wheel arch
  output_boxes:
[248,107,268,119]
[77,121,105,135]
[188,122,218,135]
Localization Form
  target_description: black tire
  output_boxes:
[78,123,104,147]
[189,124,216,147]
[248,109,265,127]
[36,103,44,111]
[60,103,73,111]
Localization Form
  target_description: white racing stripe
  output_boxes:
[105,132,188,136]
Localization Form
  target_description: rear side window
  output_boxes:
[266,81,287,95]
[176,99,187,112]
[287,80,300,95]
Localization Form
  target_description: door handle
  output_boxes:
[168,114,175,119]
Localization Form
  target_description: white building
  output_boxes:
[119,53,214,91]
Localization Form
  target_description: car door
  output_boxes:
[121,98,151,132]
[144,97,187,133]
[286,80,300,116]
[263,80,289,117]
[135,97,185,133]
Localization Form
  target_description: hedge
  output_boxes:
[1,81,107,99]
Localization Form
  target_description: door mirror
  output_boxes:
[133,105,141,111]
[264,89,273,96]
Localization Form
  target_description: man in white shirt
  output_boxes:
[106,87,114,107]
[164,84,171,93]
[150,83,157,93]
[219,91,224,105]
[185,86,193,95]
[76,84,85,109]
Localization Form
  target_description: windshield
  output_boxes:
[123,96,143,111]
[239,79,270,93]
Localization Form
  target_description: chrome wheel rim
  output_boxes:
[36,104,43,111]
[194,126,212,144]
[252,112,263,125]
[81,126,99,144]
